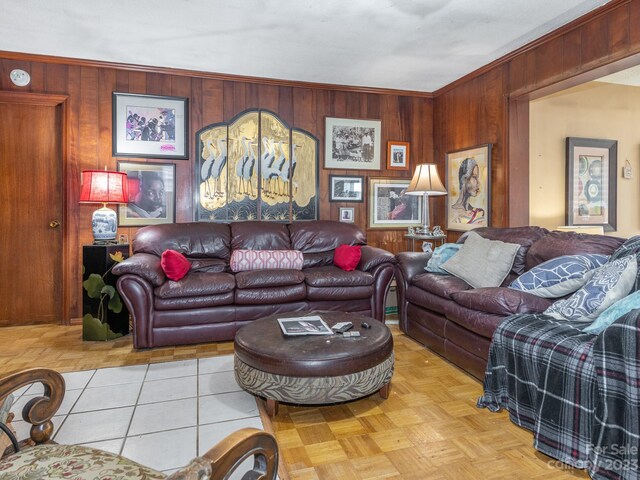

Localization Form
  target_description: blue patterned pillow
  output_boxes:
[544,255,637,321]
[609,235,640,292]
[425,243,462,274]
[583,290,640,334]
[509,254,609,298]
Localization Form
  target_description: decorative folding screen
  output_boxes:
[195,109,318,222]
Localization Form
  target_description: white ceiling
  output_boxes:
[0,0,612,92]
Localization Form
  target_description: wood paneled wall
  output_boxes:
[0,53,433,323]
[434,0,640,241]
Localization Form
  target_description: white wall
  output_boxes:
[530,82,640,237]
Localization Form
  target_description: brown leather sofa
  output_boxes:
[113,220,396,348]
[395,227,625,379]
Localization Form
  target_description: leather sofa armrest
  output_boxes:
[112,253,166,287]
[395,252,431,332]
[358,246,396,272]
[396,252,431,281]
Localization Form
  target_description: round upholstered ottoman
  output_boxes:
[234,311,394,415]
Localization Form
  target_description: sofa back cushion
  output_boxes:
[231,221,291,250]
[289,221,366,268]
[525,230,625,271]
[133,222,231,260]
[457,226,548,276]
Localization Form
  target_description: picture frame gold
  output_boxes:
[387,141,409,171]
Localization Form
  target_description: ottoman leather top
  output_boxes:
[234,311,393,377]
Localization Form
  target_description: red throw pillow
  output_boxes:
[333,245,362,272]
[161,250,191,281]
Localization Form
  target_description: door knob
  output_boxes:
[49,220,61,228]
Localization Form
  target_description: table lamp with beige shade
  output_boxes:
[405,163,448,235]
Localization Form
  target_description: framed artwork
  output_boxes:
[117,161,176,227]
[446,144,492,232]
[325,117,381,170]
[387,141,410,171]
[195,109,318,222]
[566,137,617,232]
[329,175,364,202]
[368,178,422,229]
[339,207,355,223]
[112,92,189,159]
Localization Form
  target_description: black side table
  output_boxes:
[82,244,130,336]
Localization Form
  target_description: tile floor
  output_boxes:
[9,355,265,475]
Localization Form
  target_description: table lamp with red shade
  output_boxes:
[79,169,129,244]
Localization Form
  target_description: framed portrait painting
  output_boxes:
[445,144,492,232]
[325,117,381,170]
[368,178,422,229]
[329,175,364,202]
[112,93,189,159]
[117,161,176,227]
[387,141,409,171]
[566,137,617,232]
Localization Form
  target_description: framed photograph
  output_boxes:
[339,207,355,223]
[368,178,422,229]
[329,175,364,202]
[325,117,381,170]
[446,144,492,232]
[117,161,176,227]
[566,137,617,232]
[387,141,410,171]
[112,92,189,159]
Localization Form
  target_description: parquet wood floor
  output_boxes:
[0,323,588,479]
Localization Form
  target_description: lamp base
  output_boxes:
[92,206,118,243]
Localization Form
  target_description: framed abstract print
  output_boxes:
[566,137,617,232]
[368,178,422,229]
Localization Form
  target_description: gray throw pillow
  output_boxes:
[440,231,521,288]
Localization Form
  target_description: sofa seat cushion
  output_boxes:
[235,284,307,305]
[306,285,374,301]
[190,258,227,273]
[406,287,453,315]
[155,272,235,299]
[303,266,374,287]
[235,269,305,289]
[155,292,234,310]
[444,302,507,339]
[450,287,553,316]
[412,272,471,299]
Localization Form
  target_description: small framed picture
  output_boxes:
[387,141,410,171]
[339,207,355,223]
[112,92,189,159]
[117,161,176,227]
[329,175,364,202]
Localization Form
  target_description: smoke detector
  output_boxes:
[10,69,30,87]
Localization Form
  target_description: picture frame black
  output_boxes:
[117,161,176,227]
[112,92,189,159]
[329,175,365,202]
[566,137,617,232]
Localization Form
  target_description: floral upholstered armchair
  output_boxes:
[0,368,278,479]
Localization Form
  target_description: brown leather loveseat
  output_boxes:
[113,220,396,348]
[395,226,625,379]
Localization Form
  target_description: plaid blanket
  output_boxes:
[478,309,640,479]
